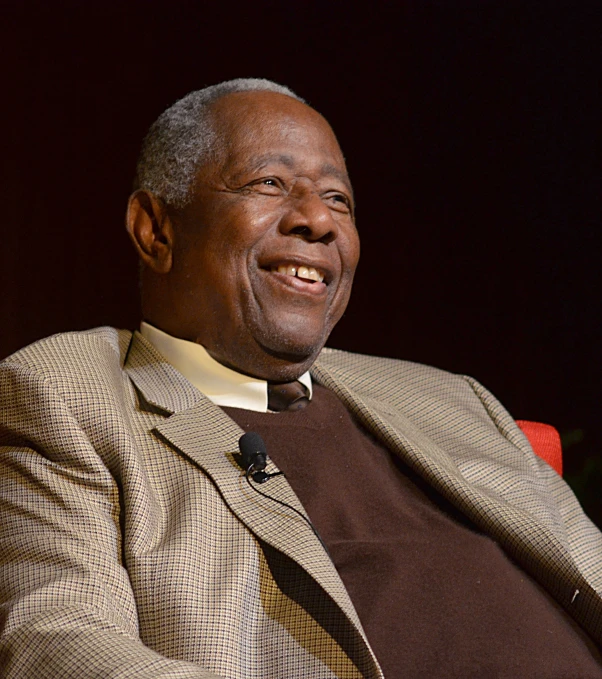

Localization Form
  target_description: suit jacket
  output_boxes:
[1,326,601,678]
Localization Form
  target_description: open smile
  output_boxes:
[270,263,325,283]
[259,260,330,296]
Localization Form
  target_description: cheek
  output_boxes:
[215,198,276,242]
[339,233,361,278]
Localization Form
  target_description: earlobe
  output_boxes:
[126,190,174,274]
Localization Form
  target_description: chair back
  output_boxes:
[516,420,563,476]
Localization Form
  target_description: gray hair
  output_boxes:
[135,78,305,208]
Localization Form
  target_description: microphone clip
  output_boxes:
[245,451,283,484]
[248,468,278,484]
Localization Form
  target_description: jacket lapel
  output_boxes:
[124,332,369,641]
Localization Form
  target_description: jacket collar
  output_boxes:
[124,330,204,415]
[139,322,313,412]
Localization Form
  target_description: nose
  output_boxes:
[279,186,339,244]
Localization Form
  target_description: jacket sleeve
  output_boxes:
[0,360,223,679]
[463,374,602,599]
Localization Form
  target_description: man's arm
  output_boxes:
[464,374,602,598]
[0,360,222,678]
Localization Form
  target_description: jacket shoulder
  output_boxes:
[1,327,133,374]
[0,327,136,428]
[318,346,467,394]
[317,346,506,429]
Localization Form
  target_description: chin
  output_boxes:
[255,325,328,366]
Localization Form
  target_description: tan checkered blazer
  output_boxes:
[1,327,601,678]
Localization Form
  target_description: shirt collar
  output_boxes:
[140,322,312,413]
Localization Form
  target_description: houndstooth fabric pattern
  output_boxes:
[1,327,601,678]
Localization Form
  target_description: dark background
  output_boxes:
[2,1,600,524]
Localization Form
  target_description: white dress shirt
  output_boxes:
[140,322,312,413]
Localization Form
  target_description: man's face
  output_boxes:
[168,91,360,380]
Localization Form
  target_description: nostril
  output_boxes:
[289,225,335,244]
[290,226,311,236]
[319,232,336,245]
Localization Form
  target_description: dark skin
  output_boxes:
[126,91,360,382]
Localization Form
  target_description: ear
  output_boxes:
[126,190,174,274]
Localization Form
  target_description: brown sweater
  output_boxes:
[224,384,602,678]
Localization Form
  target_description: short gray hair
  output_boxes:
[135,78,304,208]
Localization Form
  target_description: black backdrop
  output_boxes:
[2,0,601,524]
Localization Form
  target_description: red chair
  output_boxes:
[516,420,563,476]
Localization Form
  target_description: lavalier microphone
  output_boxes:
[238,431,282,483]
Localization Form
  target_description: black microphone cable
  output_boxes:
[238,432,329,555]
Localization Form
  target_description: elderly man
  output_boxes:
[1,78,601,678]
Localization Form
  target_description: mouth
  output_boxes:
[269,263,325,284]
[258,259,331,297]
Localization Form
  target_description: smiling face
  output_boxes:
[134,91,360,381]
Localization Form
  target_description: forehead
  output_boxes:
[208,91,349,181]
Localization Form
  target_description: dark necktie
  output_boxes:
[267,381,310,412]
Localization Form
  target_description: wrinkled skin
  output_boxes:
[127,91,360,382]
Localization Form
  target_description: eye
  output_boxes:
[324,192,352,214]
[244,177,284,195]
[255,177,283,188]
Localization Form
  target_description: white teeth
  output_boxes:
[272,264,324,283]
[307,267,323,282]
